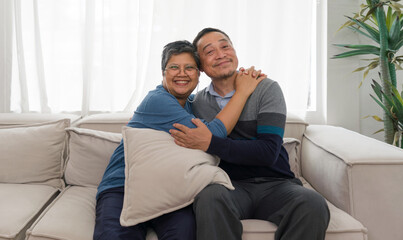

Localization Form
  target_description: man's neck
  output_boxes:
[211,74,236,97]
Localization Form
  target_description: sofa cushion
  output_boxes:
[120,127,234,226]
[26,186,96,240]
[64,127,121,187]
[240,178,368,240]
[0,184,58,240]
[0,119,69,188]
[25,186,158,240]
[24,181,368,240]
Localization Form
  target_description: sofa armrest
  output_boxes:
[301,125,403,240]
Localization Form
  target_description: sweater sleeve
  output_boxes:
[128,89,227,137]
[206,81,287,167]
[206,133,283,166]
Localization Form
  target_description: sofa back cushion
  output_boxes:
[64,127,122,187]
[0,119,69,188]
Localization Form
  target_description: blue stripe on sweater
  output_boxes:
[257,125,284,138]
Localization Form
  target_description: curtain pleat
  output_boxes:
[13,0,29,112]
[33,0,50,113]
[81,0,95,116]
[0,0,13,113]
[124,0,154,112]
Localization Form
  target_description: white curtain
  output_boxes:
[4,0,315,115]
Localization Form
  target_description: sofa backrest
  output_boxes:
[74,112,308,141]
[0,113,80,127]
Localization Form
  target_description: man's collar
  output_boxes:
[207,83,235,98]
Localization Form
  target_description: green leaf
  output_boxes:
[332,49,380,59]
[360,4,368,15]
[372,115,384,122]
[370,94,395,120]
[348,17,381,42]
[333,44,380,50]
[364,67,371,79]
[363,114,384,121]
[353,66,368,72]
[384,78,403,107]
[373,128,385,134]
[381,89,398,109]
[387,6,393,31]
[389,16,401,48]
[362,61,379,79]
[393,36,403,50]
[391,93,403,115]
[391,85,403,106]
[371,79,384,100]
[347,25,380,44]
[367,3,378,24]
[337,19,356,32]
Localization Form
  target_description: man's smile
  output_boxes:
[213,59,232,67]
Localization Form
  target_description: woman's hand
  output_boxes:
[235,66,266,97]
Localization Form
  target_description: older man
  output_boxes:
[170,28,330,240]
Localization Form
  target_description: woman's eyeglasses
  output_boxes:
[165,64,199,76]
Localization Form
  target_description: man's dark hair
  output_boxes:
[161,40,200,72]
[192,28,232,50]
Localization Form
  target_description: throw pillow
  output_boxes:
[64,127,122,187]
[0,119,69,188]
[283,138,301,178]
[120,127,234,226]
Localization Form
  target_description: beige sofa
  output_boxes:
[0,113,402,240]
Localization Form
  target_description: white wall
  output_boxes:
[327,0,385,141]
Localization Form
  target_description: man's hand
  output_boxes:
[170,118,212,151]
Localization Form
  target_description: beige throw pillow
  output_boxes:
[283,137,301,178]
[120,128,234,226]
[64,127,122,187]
[0,119,69,188]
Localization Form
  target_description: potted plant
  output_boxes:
[333,0,403,147]
[371,75,403,147]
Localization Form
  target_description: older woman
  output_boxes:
[94,40,265,240]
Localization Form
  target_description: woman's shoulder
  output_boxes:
[135,86,177,113]
[145,85,177,103]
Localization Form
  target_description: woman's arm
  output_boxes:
[128,87,227,137]
[214,67,266,134]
